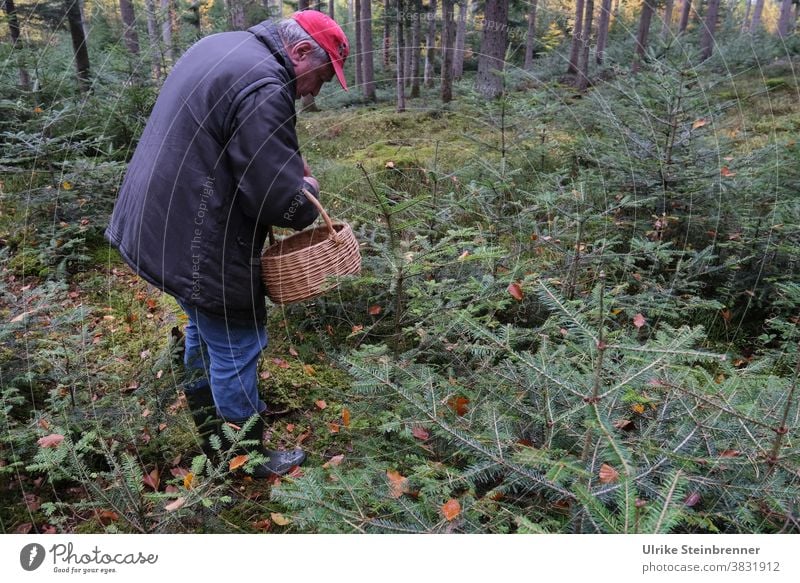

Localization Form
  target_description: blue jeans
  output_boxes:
[178,300,268,421]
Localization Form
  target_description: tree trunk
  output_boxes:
[411,0,422,96]
[661,0,673,40]
[396,0,406,111]
[423,0,437,87]
[384,0,391,71]
[595,0,611,64]
[361,0,376,100]
[742,0,752,32]
[329,0,334,17]
[144,0,162,80]
[524,0,538,70]
[632,0,655,73]
[226,0,246,30]
[778,0,793,37]
[3,0,31,89]
[298,0,309,8]
[475,0,508,98]
[699,0,719,61]
[566,0,584,75]
[65,0,91,92]
[577,0,594,90]
[452,0,468,79]
[404,26,412,86]
[354,0,362,88]
[161,0,175,63]
[678,0,691,34]
[119,0,141,55]
[441,0,454,102]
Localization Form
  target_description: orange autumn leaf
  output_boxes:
[270,512,291,526]
[342,408,351,427]
[328,422,340,434]
[631,403,646,415]
[599,463,619,484]
[447,396,470,416]
[507,282,524,301]
[720,166,736,177]
[37,434,65,448]
[303,364,316,376]
[719,450,740,458]
[315,400,327,410]
[322,454,345,468]
[368,305,382,315]
[386,470,409,498]
[183,472,194,490]
[229,455,249,471]
[96,510,119,525]
[442,498,461,521]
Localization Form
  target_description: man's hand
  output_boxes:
[302,157,312,177]
[304,176,320,193]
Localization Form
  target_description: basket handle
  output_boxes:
[268,188,340,246]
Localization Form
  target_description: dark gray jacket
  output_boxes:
[105,21,319,323]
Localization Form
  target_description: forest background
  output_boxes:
[1,0,799,534]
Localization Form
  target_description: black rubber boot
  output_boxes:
[183,386,221,461]
[227,416,306,478]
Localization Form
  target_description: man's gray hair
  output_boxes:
[276,19,329,67]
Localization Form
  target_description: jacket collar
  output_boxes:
[248,20,297,96]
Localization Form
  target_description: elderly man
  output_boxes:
[105,11,349,477]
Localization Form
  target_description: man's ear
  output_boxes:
[292,41,314,61]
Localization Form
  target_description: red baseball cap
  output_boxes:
[291,10,349,91]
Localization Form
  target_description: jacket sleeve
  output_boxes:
[225,82,320,230]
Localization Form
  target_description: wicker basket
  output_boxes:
[261,190,361,304]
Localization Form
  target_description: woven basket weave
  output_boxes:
[261,190,361,304]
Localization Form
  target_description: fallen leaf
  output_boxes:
[288,346,299,357]
[271,512,291,526]
[351,325,364,334]
[613,419,636,431]
[412,426,430,440]
[165,497,186,512]
[61,181,73,191]
[599,463,619,484]
[23,493,41,512]
[259,370,271,380]
[507,282,524,301]
[273,358,290,369]
[342,408,351,427]
[368,304,382,315]
[37,434,65,448]
[252,519,271,531]
[169,467,189,478]
[631,403,646,415]
[10,310,33,323]
[296,431,311,445]
[315,400,327,410]
[684,492,701,507]
[692,118,708,129]
[183,472,194,489]
[387,470,409,498]
[384,161,395,169]
[447,396,469,416]
[141,408,151,418]
[286,423,295,433]
[323,454,345,468]
[140,349,150,360]
[720,166,736,177]
[458,250,470,260]
[328,422,340,434]
[719,450,740,458]
[721,308,732,322]
[97,510,119,525]
[14,523,33,534]
[143,468,160,491]
[633,313,646,329]
[442,499,461,521]
[229,455,249,471]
